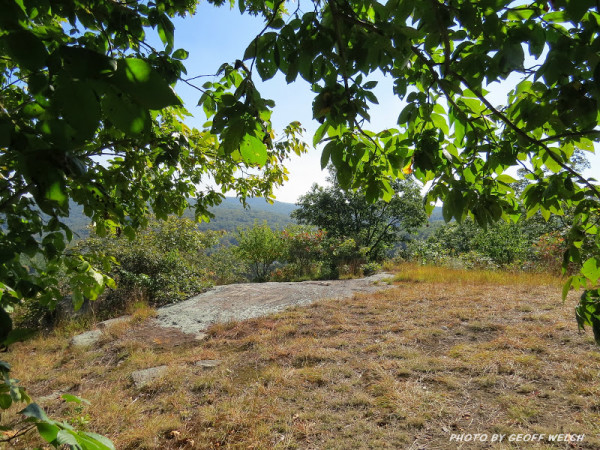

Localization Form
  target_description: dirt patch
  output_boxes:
[121,323,201,350]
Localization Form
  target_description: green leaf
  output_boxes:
[55,80,101,139]
[56,429,80,447]
[172,49,189,60]
[20,403,52,423]
[3,29,48,71]
[58,47,117,80]
[102,92,150,136]
[240,135,267,166]
[337,162,352,189]
[313,122,329,147]
[431,113,449,135]
[496,174,517,184]
[582,258,600,285]
[321,141,335,170]
[2,328,35,347]
[112,58,180,110]
[157,16,175,49]
[442,199,453,222]
[0,307,12,341]
[565,1,589,22]
[79,432,117,450]
[562,276,573,301]
[61,394,90,405]
[37,422,60,444]
[0,394,12,409]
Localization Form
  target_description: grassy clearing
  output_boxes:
[2,264,599,449]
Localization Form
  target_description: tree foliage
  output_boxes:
[293,176,427,260]
[0,0,305,336]
[222,0,600,341]
[2,0,600,442]
[234,221,285,281]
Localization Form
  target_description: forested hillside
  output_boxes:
[57,197,442,238]
[190,197,297,232]
[60,197,297,237]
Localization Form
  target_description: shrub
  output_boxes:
[360,262,381,276]
[531,231,568,275]
[233,221,285,281]
[205,243,249,285]
[281,226,326,279]
[74,217,221,314]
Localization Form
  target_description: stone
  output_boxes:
[131,365,169,388]
[55,295,92,323]
[98,316,131,329]
[70,329,102,348]
[194,359,222,368]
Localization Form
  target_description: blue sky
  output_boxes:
[165,3,599,204]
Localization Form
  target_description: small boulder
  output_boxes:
[70,330,102,348]
[194,332,208,341]
[98,316,131,329]
[131,365,169,388]
[195,360,222,369]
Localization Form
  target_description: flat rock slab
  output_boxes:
[154,272,393,336]
[131,365,168,388]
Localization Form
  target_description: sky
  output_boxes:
[164,2,600,204]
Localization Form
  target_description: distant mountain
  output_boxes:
[59,197,298,238]
[191,197,297,233]
[51,199,441,240]
[429,206,444,222]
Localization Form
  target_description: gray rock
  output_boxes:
[195,359,222,368]
[98,316,131,329]
[70,329,102,348]
[131,365,168,388]
[37,391,63,403]
[154,272,394,336]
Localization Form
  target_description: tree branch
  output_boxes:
[450,71,600,200]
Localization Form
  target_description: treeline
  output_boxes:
[17,175,594,328]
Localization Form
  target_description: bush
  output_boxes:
[205,243,249,285]
[360,262,381,276]
[531,231,569,275]
[74,217,221,315]
[402,239,453,266]
[281,226,326,279]
[233,221,285,281]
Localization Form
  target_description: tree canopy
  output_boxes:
[0,0,306,338]
[293,175,426,260]
[229,0,600,341]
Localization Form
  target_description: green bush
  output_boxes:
[75,216,222,314]
[205,243,250,285]
[233,221,285,282]
[281,226,326,279]
[360,262,381,276]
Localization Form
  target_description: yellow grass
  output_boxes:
[1,263,598,449]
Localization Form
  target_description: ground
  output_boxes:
[1,264,599,449]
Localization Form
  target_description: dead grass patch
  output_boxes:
[2,263,599,449]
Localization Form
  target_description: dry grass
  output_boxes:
[2,264,599,449]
